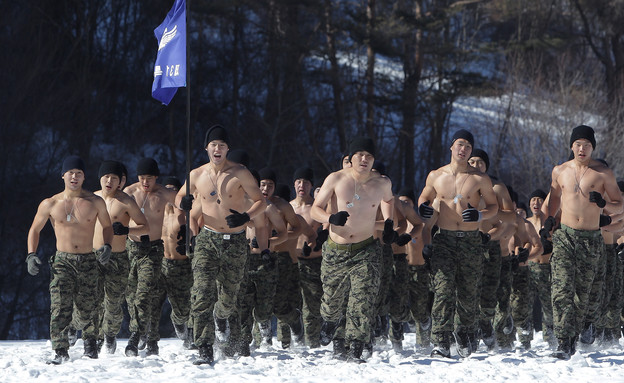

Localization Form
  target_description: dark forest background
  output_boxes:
[3,0,624,340]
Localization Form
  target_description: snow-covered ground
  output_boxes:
[2,332,623,383]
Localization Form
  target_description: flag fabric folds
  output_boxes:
[152,0,186,105]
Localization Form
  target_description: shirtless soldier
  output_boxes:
[176,125,267,365]
[27,156,113,364]
[417,130,498,358]
[542,125,623,359]
[311,137,394,362]
[124,158,176,356]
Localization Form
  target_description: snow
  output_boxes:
[2,333,624,383]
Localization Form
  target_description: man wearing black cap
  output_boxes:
[290,167,325,348]
[85,160,149,355]
[468,148,516,350]
[175,124,267,365]
[525,188,556,347]
[416,130,499,358]
[27,156,114,364]
[542,125,623,359]
[311,136,395,362]
[123,157,177,357]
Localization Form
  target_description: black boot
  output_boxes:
[104,335,117,354]
[454,330,472,358]
[479,319,495,348]
[84,338,98,359]
[146,340,159,356]
[193,344,214,365]
[320,320,339,346]
[333,338,348,359]
[125,332,140,357]
[580,322,596,344]
[46,348,70,365]
[431,332,451,358]
[347,341,366,363]
[551,337,572,360]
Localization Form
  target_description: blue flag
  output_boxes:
[152,0,186,105]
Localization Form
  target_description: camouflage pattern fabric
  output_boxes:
[320,237,381,343]
[298,256,323,347]
[191,228,248,347]
[126,239,164,340]
[551,224,604,339]
[429,229,482,347]
[151,257,193,341]
[407,264,433,346]
[388,253,411,325]
[373,243,394,323]
[494,255,514,347]
[528,262,554,343]
[49,251,99,350]
[510,265,533,345]
[596,244,616,329]
[274,254,302,346]
[480,240,502,321]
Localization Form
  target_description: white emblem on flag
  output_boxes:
[154,65,163,77]
[158,25,178,51]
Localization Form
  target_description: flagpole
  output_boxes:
[185,0,192,255]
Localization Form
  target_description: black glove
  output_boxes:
[250,237,259,249]
[589,191,607,208]
[329,211,349,226]
[396,233,412,246]
[180,194,194,211]
[511,256,520,272]
[539,216,557,239]
[112,222,129,236]
[479,231,491,245]
[616,243,624,263]
[517,247,529,263]
[382,219,398,244]
[97,244,112,265]
[422,244,433,271]
[26,253,42,276]
[314,228,329,251]
[599,214,612,227]
[226,209,250,228]
[541,238,553,254]
[418,201,434,219]
[302,242,312,257]
[260,249,274,270]
[175,225,188,254]
[462,203,481,222]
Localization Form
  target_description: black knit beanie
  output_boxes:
[349,137,376,159]
[62,155,85,175]
[470,148,489,171]
[569,125,596,149]
[451,129,474,147]
[204,124,229,148]
[136,158,160,176]
[98,160,124,180]
[293,167,314,184]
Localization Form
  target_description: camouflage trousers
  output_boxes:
[494,256,513,346]
[373,243,394,320]
[585,241,607,328]
[480,240,502,320]
[604,250,624,333]
[126,239,163,340]
[91,251,130,339]
[596,244,616,329]
[49,251,99,350]
[321,237,381,343]
[551,224,604,339]
[192,227,248,347]
[274,253,302,346]
[430,229,482,346]
[510,265,532,344]
[388,253,411,326]
[151,257,193,341]
[298,256,323,347]
[529,262,554,342]
[407,264,433,346]
[239,250,277,346]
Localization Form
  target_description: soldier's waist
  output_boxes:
[560,224,601,238]
[437,228,479,238]
[326,236,374,252]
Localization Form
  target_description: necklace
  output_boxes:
[346,176,361,209]
[208,166,221,204]
[65,197,77,222]
[140,192,149,213]
[452,169,469,204]
[574,165,590,193]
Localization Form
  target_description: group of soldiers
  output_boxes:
[26,123,624,365]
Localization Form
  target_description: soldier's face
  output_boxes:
[63,169,85,191]
[294,179,312,198]
[451,139,472,162]
[342,156,352,169]
[138,175,157,193]
[260,180,275,198]
[101,174,120,193]
[572,139,593,161]
[206,140,229,164]
[530,197,543,214]
[351,151,374,172]
[468,157,487,173]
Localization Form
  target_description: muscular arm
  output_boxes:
[525,220,543,260]
[27,199,52,254]
[417,172,437,207]
[477,175,499,221]
[266,207,288,250]
[311,173,338,224]
[239,170,267,220]
[493,183,515,224]
[543,166,562,218]
[380,178,395,221]
[95,197,113,245]
[126,198,149,236]
[602,168,624,215]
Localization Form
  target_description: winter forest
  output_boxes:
[3,0,624,341]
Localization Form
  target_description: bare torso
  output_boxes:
[125,183,175,241]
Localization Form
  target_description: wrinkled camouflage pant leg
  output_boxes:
[551,225,603,339]
[510,265,533,343]
[597,244,616,329]
[606,254,624,332]
[49,252,99,349]
[529,262,554,342]
[480,241,502,321]
[127,241,163,339]
[388,253,411,325]
[298,257,322,347]
[100,251,130,338]
[494,256,513,345]
[407,264,432,346]
[373,243,394,319]
[274,252,300,345]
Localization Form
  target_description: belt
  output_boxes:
[325,236,375,252]
[560,224,601,238]
[203,225,245,240]
[437,228,479,238]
